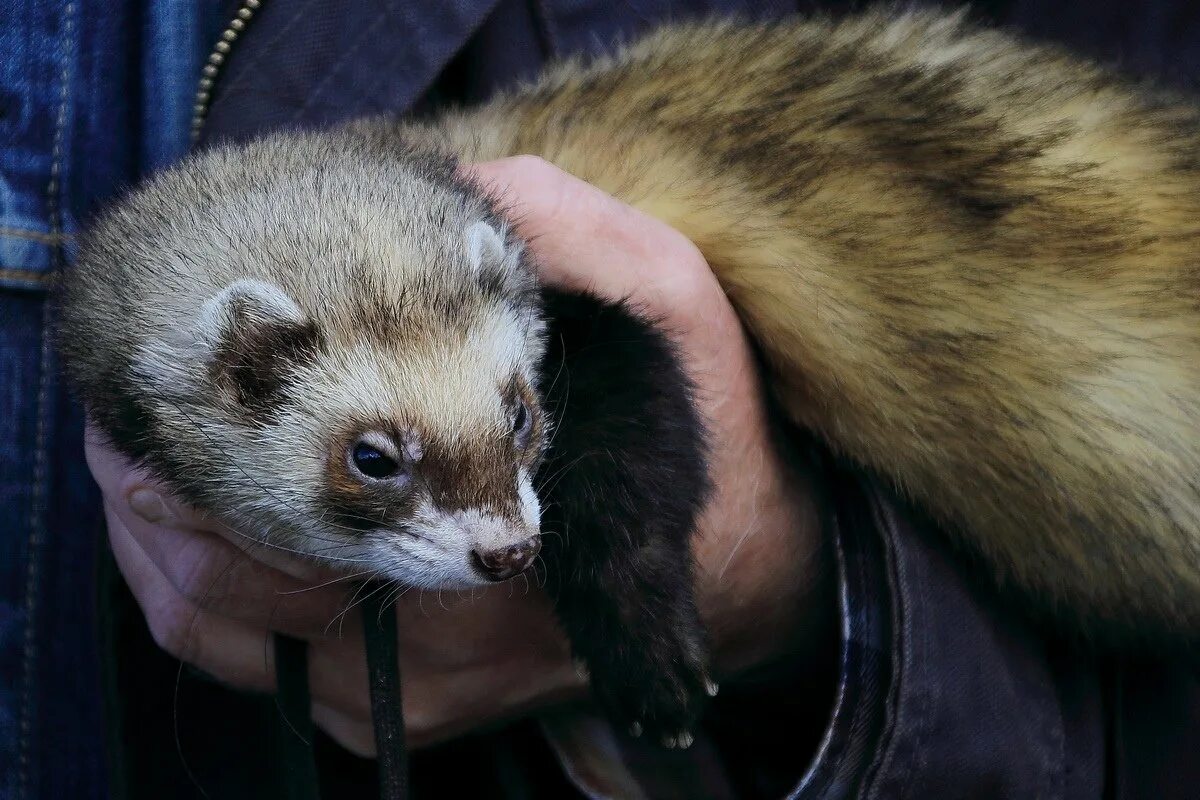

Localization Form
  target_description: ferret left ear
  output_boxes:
[466,220,519,272]
[198,279,323,414]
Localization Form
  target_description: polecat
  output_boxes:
[58,7,1200,747]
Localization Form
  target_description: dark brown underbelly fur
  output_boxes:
[537,290,712,740]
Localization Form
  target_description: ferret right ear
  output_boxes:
[198,279,322,415]
[466,220,522,274]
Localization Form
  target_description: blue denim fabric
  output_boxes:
[0,2,215,798]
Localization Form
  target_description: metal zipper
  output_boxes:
[190,0,265,143]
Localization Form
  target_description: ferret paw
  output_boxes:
[591,646,712,747]
[661,730,695,749]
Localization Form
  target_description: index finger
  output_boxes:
[464,156,719,313]
[84,420,328,581]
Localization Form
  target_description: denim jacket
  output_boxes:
[4,2,1200,799]
[0,3,216,798]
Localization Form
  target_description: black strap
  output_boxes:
[361,587,409,800]
[273,587,408,800]
[274,634,321,800]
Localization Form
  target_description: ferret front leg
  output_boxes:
[538,290,715,745]
[544,529,715,748]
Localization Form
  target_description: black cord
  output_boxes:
[274,634,321,800]
[361,587,409,800]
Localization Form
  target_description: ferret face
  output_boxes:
[284,300,550,588]
[175,263,549,589]
[100,138,551,588]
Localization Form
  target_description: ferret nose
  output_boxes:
[471,536,541,581]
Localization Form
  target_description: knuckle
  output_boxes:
[507,155,572,217]
[313,705,376,758]
[145,596,198,659]
[656,247,719,312]
[340,677,374,721]
[336,724,376,758]
[171,541,229,608]
[507,153,559,180]
[671,254,716,298]
[656,232,709,278]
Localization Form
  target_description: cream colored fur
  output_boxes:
[404,8,1200,642]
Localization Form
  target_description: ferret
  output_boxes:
[61,139,714,744]
[58,7,1200,747]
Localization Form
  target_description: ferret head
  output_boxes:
[185,267,548,591]
[72,131,551,588]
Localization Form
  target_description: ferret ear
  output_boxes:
[466,220,519,272]
[198,279,322,414]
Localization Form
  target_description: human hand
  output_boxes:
[90,155,828,756]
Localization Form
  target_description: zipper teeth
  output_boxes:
[190,0,264,143]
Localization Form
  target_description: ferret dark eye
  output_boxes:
[513,400,532,448]
[352,443,399,479]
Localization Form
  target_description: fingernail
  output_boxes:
[128,488,174,524]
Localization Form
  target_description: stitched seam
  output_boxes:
[862,493,924,798]
[18,4,73,797]
[0,227,68,245]
[0,268,55,285]
[18,298,55,800]
[894,546,929,796]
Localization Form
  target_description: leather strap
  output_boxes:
[273,586,407,800]
[361,589,409,800]
[274,634,321,800]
